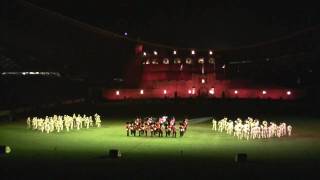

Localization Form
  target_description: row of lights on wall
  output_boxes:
[143,57,216,65]
[143,50,214,56]
[115,90,292,96]
[231,90,292,95]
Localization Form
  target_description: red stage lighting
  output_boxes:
[163,90,167,94]
[116,90,120,95]
[209,88,215,95]
[287,91,291,95]
[192,88,196,95]
[262,90,267,95]
[140,89,144,95]
[234,90,238,94]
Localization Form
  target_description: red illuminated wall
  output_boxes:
[104,52,304,100]
[103,88,302,100]
[104,70,303,100]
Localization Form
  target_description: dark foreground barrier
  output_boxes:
[235,153,247,163]
[109,149,121,159]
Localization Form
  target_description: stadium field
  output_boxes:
[0,115,320,179]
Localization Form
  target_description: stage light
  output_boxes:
[192,88,196,95]
[191,50,195,55]
[234,90,238,94]
[201,79,205,84]
[116,90,120,95]
[0,145,11,154]
[140,89,144,95]
[222,64,226,69]
[209,88,215,95]
[173,50,177,55]
[163,89,167,94]
[287,91,291,95]
[154,51,158,55]
[188,90,192,94]
[186,58,192,64]
[163,58,170,64]
[143,52,147,56]
[262,90,267,95]
[124,32,128,36]
[209,50,213,55]
[198,58,205,64]
[208,58,215,64]
[174,58,181,64]
[152,59,158,64]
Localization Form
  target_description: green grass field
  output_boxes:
[1,115,320,179]
[1,116,320,161]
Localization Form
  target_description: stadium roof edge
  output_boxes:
[21,0,320,53]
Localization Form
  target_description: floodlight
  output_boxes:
[163,90,167,94]
[209,88,215,95]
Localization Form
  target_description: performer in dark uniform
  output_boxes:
[126,122,130,136]
[144,122,148,136]
[183,118,189,131]
[165,125,171,137]
[130,122,136,136]
[156,122,163,137]
[171,125,177,138]
[150,123,155,137]
[179,122,185,137]
[140,123,146,136]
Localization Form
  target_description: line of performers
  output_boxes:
[126,116,188,138]
[212,117,293,140]
[26,113,102,133]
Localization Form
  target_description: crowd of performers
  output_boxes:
[212,117,293,140]
[26,113,102,133]
[126,116,188,138]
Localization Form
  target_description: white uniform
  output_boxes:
[212,119,217,131]
[287,125,292,136]
[95,115,101,128]
[26,117,31,128]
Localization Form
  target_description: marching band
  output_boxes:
[125,116,188,138]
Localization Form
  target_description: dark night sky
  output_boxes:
[25,0,320,49]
